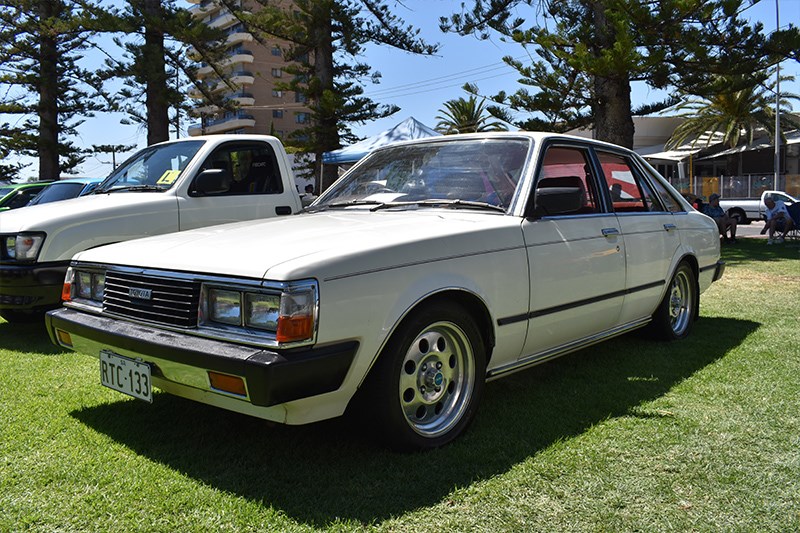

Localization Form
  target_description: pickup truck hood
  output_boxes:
[72,210,523,281]
[0,192,176,233]
[0,192,179,261]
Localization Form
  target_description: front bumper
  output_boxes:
[712,260,725,282]
[46,307,358,408]
[0,260,69,310]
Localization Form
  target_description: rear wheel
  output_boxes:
[728,208,748,225]
[649,262,697,340]
[364,301,486,450]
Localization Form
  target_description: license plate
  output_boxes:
[100,350,153,403]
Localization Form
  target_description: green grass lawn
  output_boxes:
[1,238,798,532]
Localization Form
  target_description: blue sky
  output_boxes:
[7,0,800,178]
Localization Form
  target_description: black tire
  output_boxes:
[0,309,45,324]
[364,301,486,451]
[728,209,749,225]
[648,262,698,341]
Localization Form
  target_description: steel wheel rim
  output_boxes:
[398,321,475,438]
[668,269,692,335]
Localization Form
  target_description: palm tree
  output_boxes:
[435,95,508,134]
[665,75,800,152]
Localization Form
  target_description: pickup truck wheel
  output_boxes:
[0,309,44,324]
[649,262,697,341]
[728,208,748,225]
[367,302,486,450]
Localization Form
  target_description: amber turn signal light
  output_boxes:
[208,371,247,397]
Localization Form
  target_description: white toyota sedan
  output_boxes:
[46,132,724,450]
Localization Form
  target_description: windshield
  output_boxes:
[96,140,205,193]
[0,186,13,198]
[315,138,530,211]
[27,182,85,205]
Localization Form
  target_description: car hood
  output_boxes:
[73,210,524,281]
[0,191,176,233]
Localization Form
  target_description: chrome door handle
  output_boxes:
[602,228,620,236]
[664,223,677,231]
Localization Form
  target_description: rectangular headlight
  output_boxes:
[77,272,93,300]
[200,280,317,346]
[6,233,46,261]
[209,288,242,325]
[62,267,104,308]
[244,293,280,330]
[92,273,105,301]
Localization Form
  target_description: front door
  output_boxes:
[520,144,627,359]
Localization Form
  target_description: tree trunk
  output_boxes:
[590,1,635,149]
[141,0,170,145]
[37,0,61,180]
[311,1,340,193]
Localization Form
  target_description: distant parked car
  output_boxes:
[47,132,724,450]
[26,178,105,207]
[0,182,53,212]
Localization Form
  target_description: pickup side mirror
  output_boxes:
[192,169,229,196]
[530,186,584,218]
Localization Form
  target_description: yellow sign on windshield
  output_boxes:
[156,170,181,185]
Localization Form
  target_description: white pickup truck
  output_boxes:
[0,135,303,322]
[718,190,798,224]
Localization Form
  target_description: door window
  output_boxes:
[198,144,283,196]
[597,152,663,213]
[532,146,601,216]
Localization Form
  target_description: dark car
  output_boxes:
[0,182,53,212]
[26,178,104,206]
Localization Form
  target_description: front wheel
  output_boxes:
[364,301,486,450]
[649,262,698,340]
[0,309,45,324]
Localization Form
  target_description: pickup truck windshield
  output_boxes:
[96,141,205,193]
[314,138,531,211]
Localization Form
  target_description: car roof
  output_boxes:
[46,177,104,185]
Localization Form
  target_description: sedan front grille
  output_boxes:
[103,271,201,328]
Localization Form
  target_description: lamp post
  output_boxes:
[774,0,781,190]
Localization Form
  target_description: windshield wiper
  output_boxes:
[308,199,386,212]
[370,199,506,213]
[95,184,165,194]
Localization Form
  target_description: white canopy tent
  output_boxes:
[322,117,441,165]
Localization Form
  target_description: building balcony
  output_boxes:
[188,70,254,97]
[196,51,253,78]
[189,1,222,18]
[226,31,253,46]
[187,112,256,136]
[229,70,255,86]
[190,93,255,116]
[208,11,239,30]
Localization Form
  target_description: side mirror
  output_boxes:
[192,168,229,196]
[530,186,584,218]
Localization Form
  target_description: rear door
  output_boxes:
[596,149,682,324]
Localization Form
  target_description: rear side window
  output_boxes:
[598,152,662,213]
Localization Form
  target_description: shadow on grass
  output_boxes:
[0,318,67,354]
[722,236,800,266]
[71,316,758,527]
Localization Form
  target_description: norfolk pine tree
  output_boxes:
[443,0,800,149]
[0,0,100,180]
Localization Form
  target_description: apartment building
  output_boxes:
[185,0,309,139]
